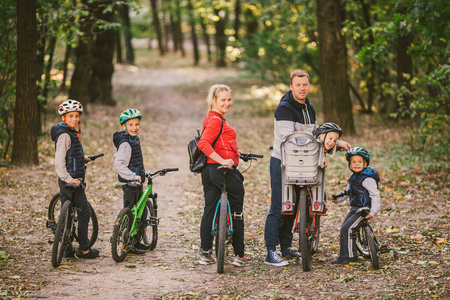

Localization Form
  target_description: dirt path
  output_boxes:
[28,67,239,299]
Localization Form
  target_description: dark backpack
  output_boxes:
[188,119,223,173]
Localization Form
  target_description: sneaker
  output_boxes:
[75,248,99,259]
[232,256,246,267]
[281,246,302,260]
[337,257,358,265]
[63,245,75,258]
[128,247,145,255]
[197,255,215,265]
[331,256,345,264]
[135,242,150,250]
[264,250,288,267]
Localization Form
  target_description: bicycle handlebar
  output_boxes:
[147,168,179,178]
[239,152,264,162]
[87,153,104,161]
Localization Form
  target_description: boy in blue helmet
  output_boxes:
[51,99,99,259]
[113,108,147,255]
[330,147,380,265]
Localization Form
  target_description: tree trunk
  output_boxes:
[70,1,95,103]
[396,7,413,116]
[234,0,241,40]
[360,0,375,113]
[187,0,199,65]
[120,3,135,65]
[12,0,39,166]
[42,34,56,101]
[175,0,185,57]
[316,0,355,134]
[60,41,72,92]
[116,29,123,64]
[214,7,227,67]
[90,0,116,105]
[200,15,212,63]
[150,0,164,55]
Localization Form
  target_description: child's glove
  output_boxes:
[332,188,350,203]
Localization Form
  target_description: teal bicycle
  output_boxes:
[111,168,178,262]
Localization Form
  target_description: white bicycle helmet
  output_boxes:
[58,99,83,116]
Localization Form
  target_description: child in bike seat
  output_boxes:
[50,99,99,259]
[330,147,380,265]
[113,108,147,255]
[315,122,342,168]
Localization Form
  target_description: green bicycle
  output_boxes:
[111,167,179,262]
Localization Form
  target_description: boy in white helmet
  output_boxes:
[50,99,99,259]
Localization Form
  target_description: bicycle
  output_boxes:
[46,153,103,249]
[352,207,388,270]
[111,167,179,262]
[48,153,103,268]
[280,132,327,271]
[213,152,263,274]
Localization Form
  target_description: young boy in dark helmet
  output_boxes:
[315,122,343,168]
[51,99,99,259]
[331,147,381,265]
[113,108,148,255]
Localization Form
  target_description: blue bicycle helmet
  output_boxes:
[119,108,142,125]
[346,147,370,166]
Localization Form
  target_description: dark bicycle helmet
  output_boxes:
[315,122,342,138]
[346,147,370,166]
[119,108,142,125]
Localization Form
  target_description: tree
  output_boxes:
[12,0,39,165]
[214,6,227,67]
[188,0,200,65]
[150,0,165,56]
[119,2,135,65]
[316,0,355,134]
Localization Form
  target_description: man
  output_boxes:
[264,70,350,266]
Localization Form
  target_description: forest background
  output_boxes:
[0,0,449,298]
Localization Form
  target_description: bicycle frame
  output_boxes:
[212,197,233,237]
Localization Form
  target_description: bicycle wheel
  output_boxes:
[298,189,312,271]
[355,226,370,258]
[111,207,133,262]
[52,200,73,268]
[310,214,320,254]
[365,226,380,269]
[48,194,98,247]
[217,193,228,274]
[138,201,158,250]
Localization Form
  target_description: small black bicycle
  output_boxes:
[353,207,388,270]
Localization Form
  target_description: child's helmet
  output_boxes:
[119,108,142,125]
[58,99,83,116]
[346,147,370,166]
[315,122,342,138]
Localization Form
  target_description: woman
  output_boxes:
[197,84,245,267]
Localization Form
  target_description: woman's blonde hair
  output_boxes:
[207,84,232,109]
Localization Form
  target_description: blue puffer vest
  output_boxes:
[51,122,85,178]
[348,167,380,208]
[113,130,145,183]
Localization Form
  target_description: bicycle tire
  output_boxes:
[138,201,158,250]
[310,214,320,254]
[48,193,98,247]
[217,193,228,274]
[298,189,312,271]
[52,200,73,268]
[365,226,380,269]
[111,207,133,262]
[356,226,370,258]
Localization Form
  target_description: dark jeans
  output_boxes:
[200,163,245,257]
[338,207,364,259]
[58,178,90,251]
[122,184,147,221]
[264,156,297,251]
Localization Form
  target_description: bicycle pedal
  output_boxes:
[379,245,389,253]
[46,220,56,229]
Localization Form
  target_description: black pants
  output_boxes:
[200,164,245,257]
[58,179,90,251]
[122,184,147,222]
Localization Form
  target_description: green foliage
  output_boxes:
[237,0,319,83]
